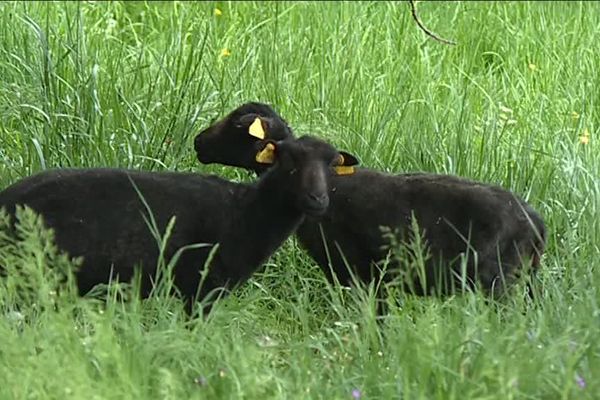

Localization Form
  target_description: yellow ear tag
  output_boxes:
[255,143,275,164]
[334,166,355,175]
[248,117,266,139]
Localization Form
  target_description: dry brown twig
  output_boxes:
[408,0,457,46]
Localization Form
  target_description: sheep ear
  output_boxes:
[255,142,276,164]
[338,151,359,166]
[334,151,359,175]
[248,117,267,139]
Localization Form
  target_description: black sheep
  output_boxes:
[194,103,547,297]
[0,136,359,313]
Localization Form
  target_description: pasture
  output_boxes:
[0,1,598,398]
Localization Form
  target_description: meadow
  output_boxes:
[0,1,598,399]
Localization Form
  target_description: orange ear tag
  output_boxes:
[248,117,266,139]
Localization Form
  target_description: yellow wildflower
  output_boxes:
[528,63,537,71]
[214,8,222,16]
[580,128,590,145]
[220,48,231,58]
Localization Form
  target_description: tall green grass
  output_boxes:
[0,1,598,398]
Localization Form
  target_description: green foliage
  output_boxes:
[0,205,80,313]
[0,1,598,399]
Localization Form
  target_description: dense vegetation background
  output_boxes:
[0,2,598,399]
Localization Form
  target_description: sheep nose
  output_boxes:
[305,192,329,213]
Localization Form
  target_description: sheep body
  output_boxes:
[296,169,546,294]
[0,136,355,311]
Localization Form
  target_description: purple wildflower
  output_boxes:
[193,376,208,386]
[352,388,362,399]
[575,373,586,389]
